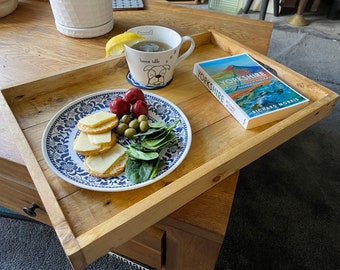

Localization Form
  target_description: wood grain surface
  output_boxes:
[1,27,338,269]
[0,0,273,166]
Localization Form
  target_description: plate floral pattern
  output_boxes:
[41,90,192,192]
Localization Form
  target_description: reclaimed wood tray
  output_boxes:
[0,30,338,269]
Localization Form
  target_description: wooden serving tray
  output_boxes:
[0,31,338,269]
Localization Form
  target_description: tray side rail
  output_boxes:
[0,92,88,270]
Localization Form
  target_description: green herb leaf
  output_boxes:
[126,146,159,160]
[125,159,154,184]
[125,119,181,183]
[148,121,167,129]
[150,158,164,179]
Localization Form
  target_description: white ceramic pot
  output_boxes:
[0,0,18,18]
[49,0,114,38]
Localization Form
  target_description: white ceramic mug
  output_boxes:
[125,25,195,89]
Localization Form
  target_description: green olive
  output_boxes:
[129,119,139,130]
[139,120,149,133]
[120,114,131,124]
[124,127,137,139]
[137,114,148,122]
[116,123,128,135]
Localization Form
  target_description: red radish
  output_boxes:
[109,97,130,118]
[131,100,148,118]
[124,87,145,104]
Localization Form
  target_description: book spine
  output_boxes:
[193,64,249,128]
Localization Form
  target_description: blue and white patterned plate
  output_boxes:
[41,89,192,192]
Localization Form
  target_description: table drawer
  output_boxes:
[112,226,165,269]
[0,158,50,224]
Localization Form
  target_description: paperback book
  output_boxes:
[193,53,309,129]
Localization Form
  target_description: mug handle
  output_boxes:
[175,36,195,67]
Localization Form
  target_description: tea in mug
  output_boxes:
[131,40,171,52]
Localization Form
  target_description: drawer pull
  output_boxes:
[23,203,39,217]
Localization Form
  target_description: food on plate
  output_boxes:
[109,97,131,118]
[110,87,148,118]
[84,144,128,178]
[137,114,148,122]
[116,122,129,135]
[124,119,180,183]
[77,111,119,134]
[115,114,150,139]
[128,119,139,130]
[131,100,148,118]
[124,127,137,139]
[124,87,145,104]
[120,114,131,124]
[73,131,117,156]
[73,89,178,183]
[105,32,146,57]
[75,111,127,177]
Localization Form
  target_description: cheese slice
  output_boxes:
[88,131,112,145]
[85,144,126,174]
[74,132,101,152]
[78,111,116,128]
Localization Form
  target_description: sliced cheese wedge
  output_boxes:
[74,132,101,152]
[78,111,116,128]
[85,143,126,174]
[88,131,112,145]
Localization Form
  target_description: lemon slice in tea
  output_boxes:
[105,32,146,57]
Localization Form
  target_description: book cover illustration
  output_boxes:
[197,53,309,119]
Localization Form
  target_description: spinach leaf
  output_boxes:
[148,121,167,129]
[133,127,164,139]
[150,158,164,179]
[126,146,159,160]
[125,159,154,184]
[125,119,181,183]
[133,121,167,139]
[141,132,175,151]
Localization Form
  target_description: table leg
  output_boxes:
[159,171,240,269]
[108,172,240,269]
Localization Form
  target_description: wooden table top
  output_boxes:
[1,2,338,269]
[0,0,273,165]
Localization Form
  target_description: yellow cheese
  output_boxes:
[74,132,101,151]
[88,131,111,145]
[78,111,116,128]
[86,144,126,174]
